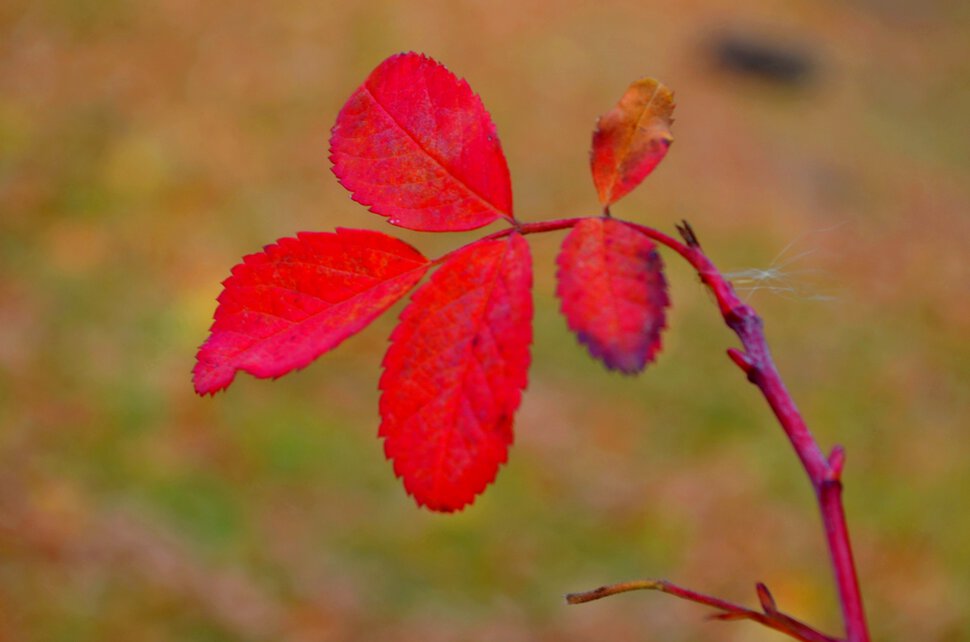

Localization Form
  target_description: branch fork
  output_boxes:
[566,580,839,642]
[562,219,871,642]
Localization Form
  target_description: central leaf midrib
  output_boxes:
[430,248,506,502]
[607,82,665,199]
[228,264,428,364]
[363,83,508,218]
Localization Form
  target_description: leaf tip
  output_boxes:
[191,356,234,396]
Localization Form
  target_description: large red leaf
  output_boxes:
[194,228,430,395]
[591,78,674,207]
[330,52,513,232]
[379,233,533,511]
[556,218,669,373]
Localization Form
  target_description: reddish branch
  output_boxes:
[565,580,837,642]
[506,218,871,642]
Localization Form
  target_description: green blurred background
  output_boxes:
[2,1,968,640]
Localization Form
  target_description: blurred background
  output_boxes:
[2,0,968,640]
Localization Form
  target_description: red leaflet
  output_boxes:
[556,218,669,374]
[330,52,514,232]
[193,228,430,395]
[379,234,533,511]
[591,78,674,207]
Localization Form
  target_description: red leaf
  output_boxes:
[591,78,674,206]
[556,218,669,373]
[330,52,513,232]
[193,228,430,395]
[379,233,533,511]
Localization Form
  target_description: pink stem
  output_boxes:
[509,217,870,642]
[631,221,871,642]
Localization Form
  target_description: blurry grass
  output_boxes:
[2,0,969,641]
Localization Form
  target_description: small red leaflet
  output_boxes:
[556,218,669,374]
[330,52,514,232]
[379,234,533,512]
[193,228,429,395]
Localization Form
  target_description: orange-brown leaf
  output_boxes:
[590,78,674,206]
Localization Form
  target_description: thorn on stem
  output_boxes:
[827,445,845,481]
[727,348,755,375]
[676,220,701,248]
[756,583,778,614]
